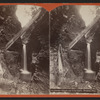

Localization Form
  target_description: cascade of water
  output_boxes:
[23,44,27,71]
[58,44,63,73]
[87,42,91,70]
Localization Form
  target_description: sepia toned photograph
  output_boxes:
[0,4,100,96]
[50,5,100,94]
[0,5,49,94]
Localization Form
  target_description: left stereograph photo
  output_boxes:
[0,5,49,94]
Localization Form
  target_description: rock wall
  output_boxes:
[50,49,85,88]
[4,51,20,77]
[0,5,21,49]
[0,50,20,79]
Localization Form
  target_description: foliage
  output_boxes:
[50,5,85,49]
[0,5,21,48]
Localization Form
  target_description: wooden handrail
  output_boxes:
[67,15,100,51]
[5,9,41,51]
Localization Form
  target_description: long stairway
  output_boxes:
[68,15,100,51]
[5,9,41,51]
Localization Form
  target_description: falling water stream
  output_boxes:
[15,5,40,73]
[79,6,97,73]
[58,44,63,74]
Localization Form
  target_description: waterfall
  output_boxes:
[58,44,63,73]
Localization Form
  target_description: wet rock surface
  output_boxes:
[50,49,100,93]
[0,71,49,94]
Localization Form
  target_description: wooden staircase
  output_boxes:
[4,9,41,51]
[67,15,100,51]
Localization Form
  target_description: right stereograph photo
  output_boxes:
[50,5,100,94]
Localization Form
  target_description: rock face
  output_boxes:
[50,5,85,50]
[50,5,86,88]
[50,49,85,88]
[0,7,49,94]
[0,5,22,79]
[27,10,49,73]
[0,5,21,49]
[4,51,20,77]
[0,6,49,78]
[0,51,13,79]
[68,50,84,77]
[0,5,22,78]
